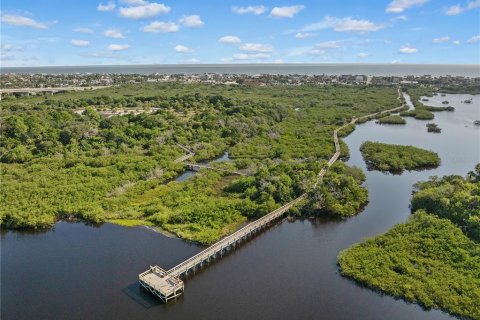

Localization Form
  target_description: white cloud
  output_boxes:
[295,32,314,39]
[232,53,271,60]
[391,59,403,64]
[333,18,384,32]
[219,35,241,44]
[1,44,23,51]
[270,5,305,18]
[119,2,170,19]
[315,40,343,49]
[121,0,147,5]
[386,0,429,13]
[445,0,480,15]
[97,2,116,11]
[357,52,370,58]
[302,16,384,33]
[239,43,273,52]
[452,40,461,45]
[183,58,199,63]
[179,15,204,28]
[467,34,480,43]
[74,27,94,34]
[287,41,344,57]
[445,5,462,15]
[232,6,266,15]
[432,36,450,43]
[174,44,193,53]
[108,44,130,51]
[399,45,418,54]
[0,14,47,29]
[71,39,90,47]
[391,15,408,22]
[467,0,480,9]
[0,54,15,61]
[103,28,125,38]
[142,21,179,33]
[1,44,13,51]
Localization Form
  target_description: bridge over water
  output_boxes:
[139,90,406,303]
[0,86,108,99]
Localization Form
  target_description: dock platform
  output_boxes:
[139,266,184,303]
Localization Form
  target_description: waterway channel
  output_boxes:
[2,94,479,320]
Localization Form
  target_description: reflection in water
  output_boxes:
[2,94,478,320]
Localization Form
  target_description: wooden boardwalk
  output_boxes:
[173,143,195,163]
[140,89,407,302]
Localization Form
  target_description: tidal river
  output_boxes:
[2,94,479,320]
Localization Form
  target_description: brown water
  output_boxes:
[2,94,479,320]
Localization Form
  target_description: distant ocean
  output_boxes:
[2,64,480,77]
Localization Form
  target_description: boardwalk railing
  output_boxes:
[167,194,305,277]
[140,89,407,302]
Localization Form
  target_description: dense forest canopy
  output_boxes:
[304,162,368,217]
[360,141,441,173]
[0,83,400,243]
[377,115,406,125]
[338,166,480,320]
[411,164,480,241]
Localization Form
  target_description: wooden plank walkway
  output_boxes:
[139,89,407,302]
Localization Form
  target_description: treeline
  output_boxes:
[338,165,480,320]
[402,87,455,121]
[411,164,480,241]
[1,83,401,234]
[377,115,406,125]
[303,162,369,217]
[360,141,440,173]
[102,160,320,244]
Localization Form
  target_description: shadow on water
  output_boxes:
[2,94,478,320]
[122,283,159,309]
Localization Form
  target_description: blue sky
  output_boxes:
[1,0,479,66]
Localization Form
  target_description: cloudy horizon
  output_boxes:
[1,0,479,67]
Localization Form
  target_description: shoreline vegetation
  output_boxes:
[377,115,406,125]
[0,83,402,244]
[426,123,442,133]
[360,141,441,173]
[338,165,480,320]
[305,162,369,218]
[400,87,456,121]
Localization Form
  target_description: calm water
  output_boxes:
[2,63,480,77]
[2,94,479,320]
[175,152,231,182]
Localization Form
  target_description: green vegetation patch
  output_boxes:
[0,154,181,229]
[102,161,319,244]
[338,165,480,320]
[338,212,480,320]
[426,123,441,133]
[377,115,406,125]
[360,141,440,173]
[304,162,368,217]
[400,109,435,120]
[107,219,154,228]
[411,165,480,242]
[1,83,400,237]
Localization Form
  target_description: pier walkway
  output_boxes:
[140,89,406,302]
